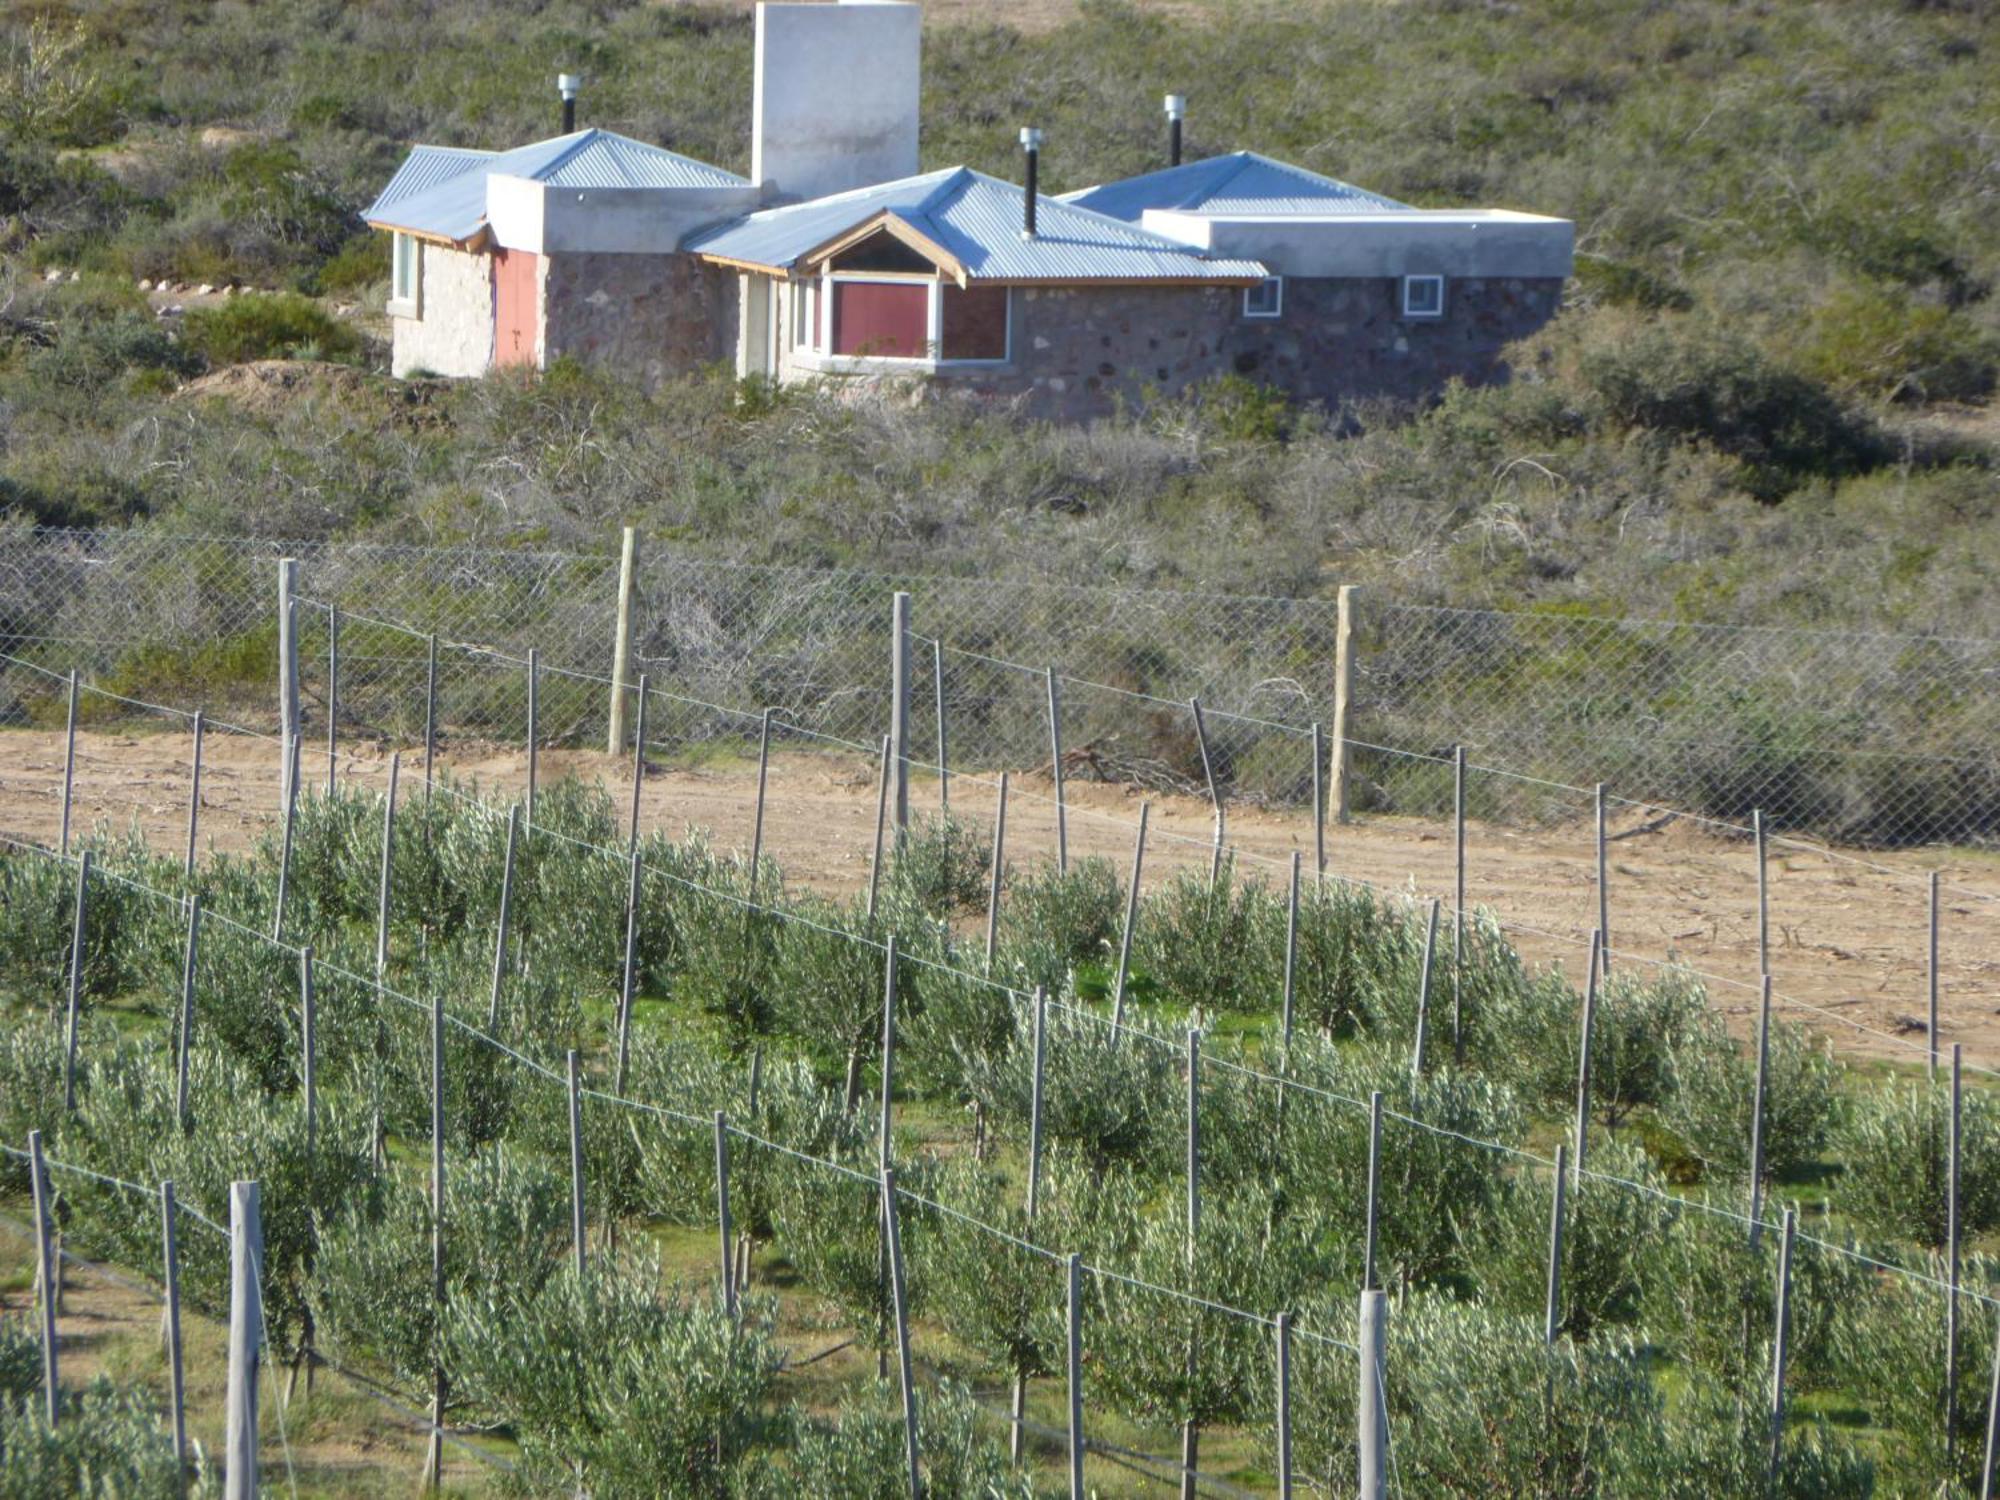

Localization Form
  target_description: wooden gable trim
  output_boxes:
[803,213,968,284]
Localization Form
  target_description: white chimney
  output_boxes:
[752,2,921,203]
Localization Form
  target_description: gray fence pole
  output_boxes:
[326,607,338,796]
[277,558,299,750]
[607,525,637,754]
[567,1050,586,1276]
[272,735,298,940]
[1573,929,1600,1188]
[1358,1286,1388,1500]
[1363,1089,1383,1291]
[28,1130,57,1425]
[891,592,911,832]
[1190,696,1224,885]
[984,771,1009,972]
[1951,1043,1964,1461]
[1754,808,1770,981]
[1767,1205,1796,1489]
[525,648,538,832]
[1452,743,1467,1067]
[750,708,772,893]
[487,806,518,1032]
[627,672,649,850]
[1545,1143,1568,1345]
[1066,1252,1084,1499]
[1595,783,1610,973]
[879,935,900,1172]
[225,1179,262,1500]
[426,974,446,1492]
[1046,668,1067,874]
[423,633,438,793]
[1275,1310,1294,1500]
[747,1045,764,1118]
[881,1167,921,1500]
[161,1179,188,1490]
[59,668,77,855]
[1281,851,1301,1051]
[1748,972,1773,1250]
[1983,1312,2000,1500]
[376,753,399,976]
[1311,722,1327,880]
[616,847,641,1094]
[186,710,203,876]
[1027,986,1048,1219]
[1181,1028,1201,1500]
[62,849,90,1110]
[933,637,948,814]
[1331,585,1355,826]
[868,736,892,924]
[1412,896,1438,1080]
[176,897,201,1131]
[715,1111,736,1321]
[1111,803,1148,1035]
[300,948,315,1158]
[1931,870,1942,1080]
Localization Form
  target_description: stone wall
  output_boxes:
[391,244,493,379]
[541,252,738,387]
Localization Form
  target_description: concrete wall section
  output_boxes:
[1145,210,1575,281]
[391,243,494,378]
[490,176,764,255]
[541,251,738,386]
[753,3,920,202]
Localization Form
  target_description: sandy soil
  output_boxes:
[5,727,1998,1073]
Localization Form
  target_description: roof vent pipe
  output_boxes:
[1020,127,1043,238]
[1164,94,1185,167]
[558,73,582,134]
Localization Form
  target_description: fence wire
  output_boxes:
[5,526,2000,846]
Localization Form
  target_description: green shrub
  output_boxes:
[888,810,990,918]
[1836,1077,2000,1248]
[1132,859,1282,1013]
[0,1376,211,1499]
[1663,1011,1843,1187]
[1798,283,1999,404]
[179,292,360,366]
[995,857,1122,997]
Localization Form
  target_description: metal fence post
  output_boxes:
[62,849,90,1110]
[161,1179,188,1490]
[277,558,299,751]
[1754,808,1770,981]
[1363,1089,1383,1291]
[715,1111,736,1321]
[1767,1205,1796,1489]
[984,771,1009,972]
[1931,870,1942,1079]
[750,708,772,893]
[1330,585,1355,826]
[933,637,948,814]
[628,671,649,850]
[1311,721,1327,879]
[29,1130,57,1426]
[426,974,446,1493]
[1027,986,1048,1219]
[1573,929,1600,1188]
[1046,667,1067,874]
[1982,1311,2000,1500]
[616,847,641,1094]
[567,1050,586,1276]
[1951,1043,1964,1460]
[891,591,911,832]
[376,753,399,976]
[1412,896,1438,1080]
[176,898,201,1131]
[1111,803,1148,1035]
[186,710,203,876]
[607,525,637,754]
[868,735,892,924]
[488,806,518,1032]
[1275,1311,1294,1500]
[1181,1027,1202,1500]
[1452,743,1466,1067]
[879,935,899,1173]
[299,948,315,1158]
[1190,696,1223,884]
[272,734,298,940]
[1358,1286,1387,1500]
[326,606,338,795]
[1749,972,1773,1250]
[1595,782,1610,973]
[1066,1252,1084,1499]
[881,1168,920,1500]
[1281,850,1301,1052]
[59,668,77,855]
[226,1179,262,1500]
[423,632,438,792]
[1545,1143,1568,1345]
[525,647,538,831]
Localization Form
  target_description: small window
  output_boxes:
[1401,274,1444,319]
[391,232,419,310]
[831,280,929,358]
[791,280,815,351]
[940,285,1009,362]
[1243,277,1283,319]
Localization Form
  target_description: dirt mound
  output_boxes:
[174,358,375,413]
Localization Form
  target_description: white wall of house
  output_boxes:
[391,243,494,378]
[1140,209,1575,280]
[487,176,764,255]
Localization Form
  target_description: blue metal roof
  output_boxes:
[687,167,1266,282]
[1061,152,1409,222]
[364,129,750,242]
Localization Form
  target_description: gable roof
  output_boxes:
[364,129,751,244]
[687,167,1266,283]
[1061,151,1409,222]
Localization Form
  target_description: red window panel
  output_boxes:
[831,281,928,358]
[940,285,1008,361]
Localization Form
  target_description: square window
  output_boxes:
[940,285,1009,362]
[1402,274,1444,318]
[1243,277,1283,319]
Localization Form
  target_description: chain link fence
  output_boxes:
[4,525,1997,847]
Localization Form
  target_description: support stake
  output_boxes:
[1111,803,1148,1035]
[225,1180,262,1500]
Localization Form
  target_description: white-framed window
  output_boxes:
[790,279,815,351]
[808,271,1011,368]
[390,232,420,315]
[1243,276,1283,320]
[1401,274,1444,319]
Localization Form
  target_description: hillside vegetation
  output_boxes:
[0,0,1997,632]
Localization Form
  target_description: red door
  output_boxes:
[493,249,540,367]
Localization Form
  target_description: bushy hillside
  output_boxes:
[0,0,1996,630]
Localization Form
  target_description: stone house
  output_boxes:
[364,0,1572,418]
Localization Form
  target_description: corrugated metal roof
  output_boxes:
[1061,151,1409,222]
[364,129,749,241]
[688,167,1266,282]
[368,146,493,215]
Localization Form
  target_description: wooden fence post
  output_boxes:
[225,1180,262,1500]
[1330,585,1355,826]
[607,526,637,754]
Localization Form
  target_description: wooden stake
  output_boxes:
[225,1180,262,1500]
[607,525,637,754]
[28,1130,57,1426]
[62,850,90,1110]
[1046,668,1067,875]
[1111,802,1148,1035]
[985,771,1008,973]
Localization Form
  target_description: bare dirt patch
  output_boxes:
[4,727,1995,1072]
